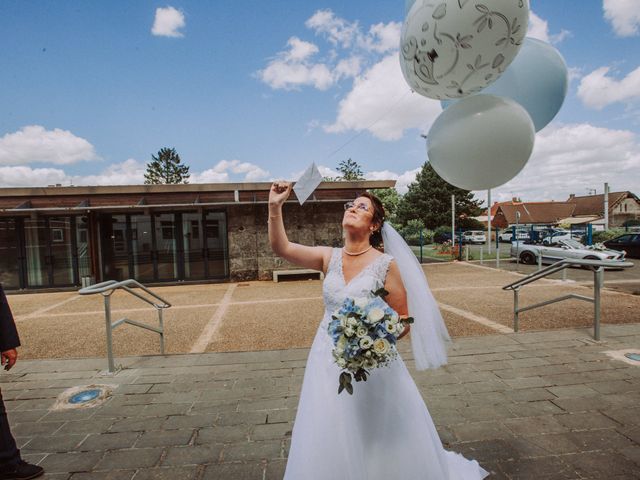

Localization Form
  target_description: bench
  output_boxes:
[272,269,325,282]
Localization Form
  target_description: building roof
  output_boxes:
[493,202,576,225]
[0,180,396,214]
[567,191,636,216]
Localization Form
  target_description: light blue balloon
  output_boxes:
[439,38,568,131]
[405,0,417,14]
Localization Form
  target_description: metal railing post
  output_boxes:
[480,246,484,265]
[496,244,500,268]
[513,288,519,332]
[158,308,165,354]
[537,254,542,271]
[465,246,469,262]
[104,294,115,373]
[594,267,602,341]
[79,279,171,372]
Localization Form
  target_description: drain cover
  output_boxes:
[604,349,640,366]
[52,384,115,411]
[69,389,102,404]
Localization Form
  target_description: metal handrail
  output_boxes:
[79,279,172,372]
[502,258,634,340]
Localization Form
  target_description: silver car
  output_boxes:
[511,238,626,265]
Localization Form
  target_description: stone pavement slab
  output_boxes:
[2,323,640,479]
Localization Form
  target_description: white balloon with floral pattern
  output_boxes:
[400,0,530,100]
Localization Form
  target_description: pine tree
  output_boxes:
[144,147,190,184]
[396,162,482,229]
[337,158,364,181]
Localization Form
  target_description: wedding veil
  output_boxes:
[382,222,451,370]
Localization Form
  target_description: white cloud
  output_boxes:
[200,159,270,182]
[305,9,360,48]
[604,0,640,37]
[0,166,69,187]
[74,159,146,185]
[0,125,99,166]
[365,167,420,194]
[325,54,441,141]
[151,6,186,38]
[257,37,335,90]
[492,123,640,201]
[527,11,571,44]
[577,66,640,109]
[359,22,402,53]
[0,159,144,188]
[257,11,400,92]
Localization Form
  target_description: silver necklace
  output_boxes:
[343,245,373,256]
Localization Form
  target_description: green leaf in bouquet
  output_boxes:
[372,288,389,298]
[404,316,415,324]
[338,372,354,395]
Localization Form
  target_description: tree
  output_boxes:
[144,147,190,184]
[373,187,401,226]
[337,158,364,181]
[396,162,482,229]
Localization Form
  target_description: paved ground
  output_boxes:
[5,262,640,359]
[2,323,640,479]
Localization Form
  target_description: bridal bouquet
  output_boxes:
[327,288,413,395]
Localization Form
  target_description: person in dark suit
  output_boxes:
[0,284,44,480]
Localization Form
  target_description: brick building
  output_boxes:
[0,181,393,290]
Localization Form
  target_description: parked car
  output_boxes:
[604,234,640,259]
[510,238,626,265]
[461,231,486,244]
[499,230,530,243]
[541,230,583,245]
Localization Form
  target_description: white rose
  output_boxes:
[344,327,355,337]
[354,297,369,310]
[336,358,347,368]
[356,326,368,338]
[339,316,347,328]
[367,308,385,324]
[373,338,390,355]
[364,358,378,369]
[359,336,373,349]
[347,317,358,328]
[385,321,396,334]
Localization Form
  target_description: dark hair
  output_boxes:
[357,191,385,248]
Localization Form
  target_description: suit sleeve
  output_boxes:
[0,284,21,352]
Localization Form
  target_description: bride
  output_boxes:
[268,181,490,480]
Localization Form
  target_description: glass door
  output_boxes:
[0,219,20,289]
[23,218,48,287]
[205,211,228,278]
[130,214,154,282]
[100,214,129,281]
[154,213,178,281]
[49,216,75,286]
[182,212,205,280]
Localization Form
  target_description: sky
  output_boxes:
[0,0,639,205]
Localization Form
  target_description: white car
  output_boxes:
[511,238,626,265]
[461,231,486,244]
[499,230,529,243]
[541,230,583,245]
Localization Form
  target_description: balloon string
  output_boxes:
[324,90,413,159]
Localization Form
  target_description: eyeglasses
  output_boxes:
[344,201,371,213]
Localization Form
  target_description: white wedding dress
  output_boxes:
[284,248,490,480]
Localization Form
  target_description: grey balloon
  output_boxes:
[427,95,535,191]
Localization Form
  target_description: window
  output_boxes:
[51,228,64,243]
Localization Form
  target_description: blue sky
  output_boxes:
[0,0,639,204]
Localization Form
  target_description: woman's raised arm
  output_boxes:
[268,181,332,273]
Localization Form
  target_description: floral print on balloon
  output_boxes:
[400,0,530,100]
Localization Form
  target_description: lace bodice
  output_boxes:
[322,248,394,316]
